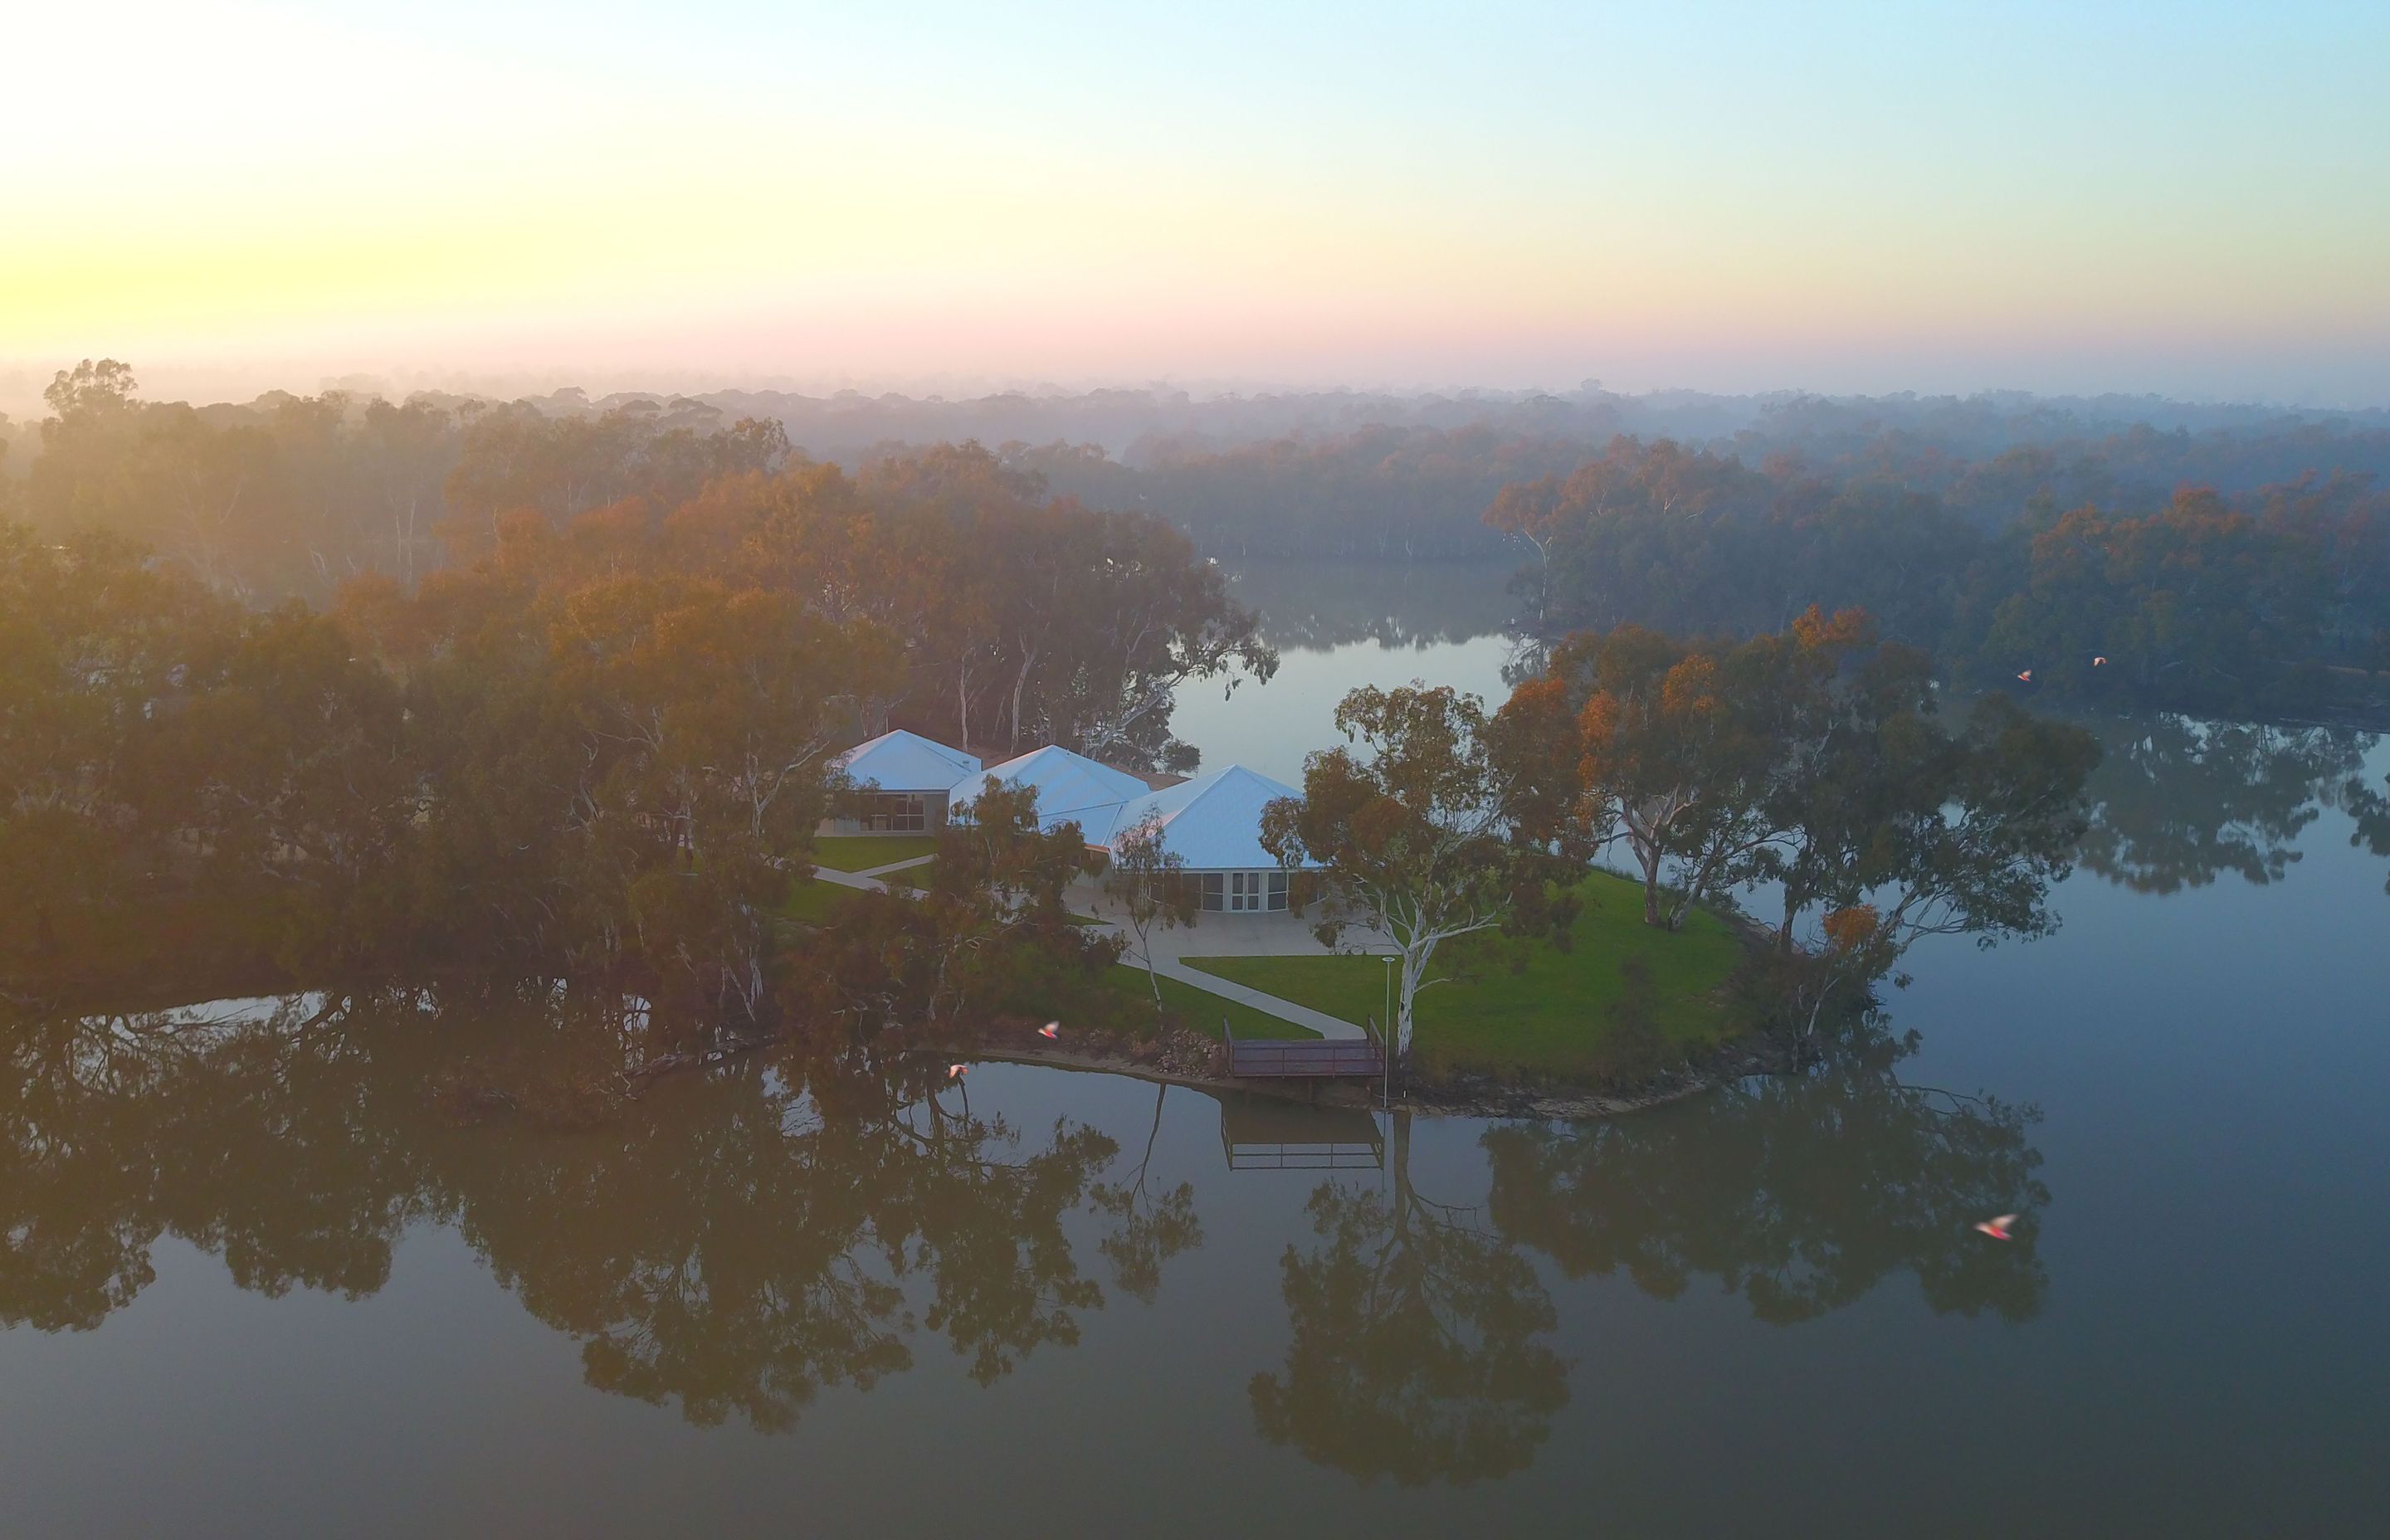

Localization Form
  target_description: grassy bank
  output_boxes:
[1183,870,1743,1080]
[1103,965,1322,1042]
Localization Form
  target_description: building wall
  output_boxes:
[1185,868,1293,913]
[822,791,950,836]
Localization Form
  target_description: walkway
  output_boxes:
[800,860,1371,1041]
[855,854,936,880]
[1066,876,1382,1042]
[807,852,934,894]
[1134,953,1363,1041]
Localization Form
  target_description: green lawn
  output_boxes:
[780,880,1314,1042]
[812,835,940,871]
[1182,870,1745,1079]
[781,878,859,923]
[1104,965,1323,1042]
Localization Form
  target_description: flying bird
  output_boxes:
[2016,670,2033,684]
[2093,655,2108,666]
[1974,1213,2018,1241]
[947,1063,968,1079]
[1039,1022,1060,1039]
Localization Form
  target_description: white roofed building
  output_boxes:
[823,730,1317,917]
[1095,763,1319,914]
[949,745,1154,838]
[827,729,981,834]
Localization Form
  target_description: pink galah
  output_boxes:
[2016,670,2033,684]
[947,1063,968,1080]
[1973,1213,2018,1241]
[2093,655,2108,666]
[1039,1022,1061,1039]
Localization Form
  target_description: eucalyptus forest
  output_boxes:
[6,363,2385,1060]
[5,361,2389,1532]
[12,1,2390,1526]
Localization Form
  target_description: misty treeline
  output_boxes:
[5,360,788,600]
[7,359,2388,717]
[8,363,1271,759]
[0,439,1273,1029]
[1009,426,1595,560]
[1489,437,2390,717]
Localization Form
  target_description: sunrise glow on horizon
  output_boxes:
[7,0,2388,407]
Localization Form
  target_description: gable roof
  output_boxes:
[832,729,980,792]
[949,744,1154,834]
[1098,763,1318,870]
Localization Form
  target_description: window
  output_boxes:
[1199,872,1284,913]
[866,792,927,832]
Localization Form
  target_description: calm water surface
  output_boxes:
[5,565,2387,1537]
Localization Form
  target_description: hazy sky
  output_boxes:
[7,0,2388,407]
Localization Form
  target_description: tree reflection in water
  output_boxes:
[1090,1083,1204,1304]
[6,988,2059,1471]
[466,1057,1129,1425]
[0,993,422,1333]
[1248,1115,1570,1486]
[1222,559,1520,655]
[1483,1070,2050,1325]
[1246,1070,2049,1486]
[2343,767,2390,893]
[0,989,1186,1430]
[2077,716,2377,895]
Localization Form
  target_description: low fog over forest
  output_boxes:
[7,363,2388,718]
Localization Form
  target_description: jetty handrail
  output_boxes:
[1227,1036,1384,1078]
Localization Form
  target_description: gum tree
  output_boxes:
[1260,684,1570,1065]
[1101,812,1196,1017]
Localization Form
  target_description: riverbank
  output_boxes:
[923,997,1796,1121]
[921,863,1811,1118]
[924,1038,1781,1120]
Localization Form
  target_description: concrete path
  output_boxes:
[809,865,892,893]
[855,854,936,880]
[1064,876,1387,1041]
[801,863,1367,1040]
[1125,953,1363,1040]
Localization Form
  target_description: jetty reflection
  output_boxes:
[1217,1092,1385,1171]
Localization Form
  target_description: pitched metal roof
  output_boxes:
[949,744,1154,834]
[831,729,981,792]
[1097,763,1319,870]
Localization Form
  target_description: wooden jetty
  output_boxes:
[1227,1037,1384,1079]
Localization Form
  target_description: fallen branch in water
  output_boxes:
[622,1030,789,1095]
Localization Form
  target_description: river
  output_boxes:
[3,562,2386,1537]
